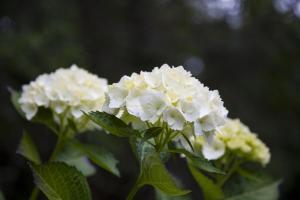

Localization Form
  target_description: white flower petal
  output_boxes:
[178,100,200,122]
[163,107,185,130]
[52,101,67,114]
[202,137,225,160]
[102,94,118,114]
[71,106,83,118]
[104,64,227,133]
[18,64,108,132]
[194,120,204,136]
[21,103,38,120]
[108,84,128,108]
[126,89,168,123]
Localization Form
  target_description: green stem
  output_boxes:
[126,181,141,200]
[157,130,164,151]
[28,114,68,200]
[49,133,66,161]
[160,130,172,151]
[29,187,39,200]
[217,159,240,187]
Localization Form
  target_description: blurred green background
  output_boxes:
[1,0,300,199]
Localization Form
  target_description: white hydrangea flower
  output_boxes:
[201,137,225,160]
[193,119,271,166]
[104,64,228,137]
[19,64,108,132]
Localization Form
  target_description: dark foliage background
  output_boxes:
[0,0,300,199]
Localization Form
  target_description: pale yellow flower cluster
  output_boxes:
[193,119,271,166]
[19,65,108,130]
[103,64,228,135]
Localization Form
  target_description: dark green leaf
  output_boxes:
[155,188,191,200]
[167,148,224,174]
[86,111,140,137]
[32,108,59,134]
[224,171,281,200]
[8,88,24,118]
[70,141,120,177]
[30,162,92,200]
[0,190,5,200]
[142,127,163,143]
[188,164,224,200]
[133,148,190,197]
[225,180,281,200]
[57,145,96,177]
[17,131,41,164]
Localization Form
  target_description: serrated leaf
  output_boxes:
[132,148,190,198]
[30,162,92,200]
[17,131,41,164]
[86,111,140,137]
[70,141,120,177]
[57,145,96,177]
[188,164,224,200]
[225,180,281,200]
[32,108,59,134]
[167,148,224,174]
[142,127,163,143]
[8,88,25,118]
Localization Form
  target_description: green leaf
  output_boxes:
[86,111,140,137]
[128,147,190,199]
[30,162,92,200]
[0,190,5,200]
[57,145,96,177]
[17,131,41,164]
[139,150,190,195]
[70,141,120,177]
[225,180,281,200]
[8,88,24,118]
[188,164,224,200]
[142,127,163,143]
[155,189,191,200]
[63,157,96,177]
[224,171,281,200]
[167,148,224,174]
[32,108,59,134]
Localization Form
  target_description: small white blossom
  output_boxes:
[201,137,225,160]
[163,107,186,130]
[193,119,271,166]
[19,64,108,132]
[104,64,228,137]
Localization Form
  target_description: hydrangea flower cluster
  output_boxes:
[193,119,271,166]
[19,65,108,130]
[103,64,228,136]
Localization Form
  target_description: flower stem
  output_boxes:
[29,187,39,200]
[28,115,68,200]
[49,134,66,161]
[126,181,140,200]
[217,159,240,187]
